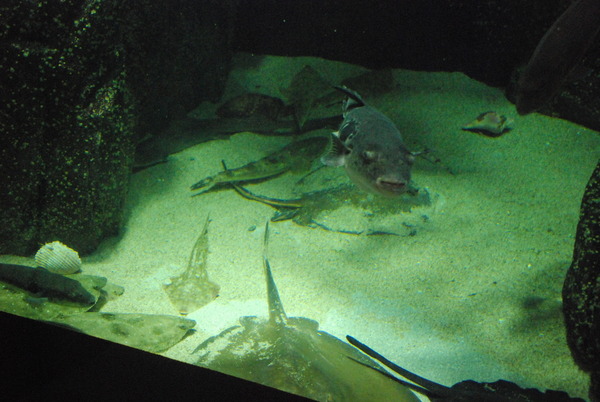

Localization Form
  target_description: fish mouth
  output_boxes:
[375,178,407,195]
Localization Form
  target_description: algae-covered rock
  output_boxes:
[0,0,237,255]
[563,160,600,401]
[0,1,135,255]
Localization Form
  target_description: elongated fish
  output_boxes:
[516,0,600,115]
[321,86,415,196]
[190,136,328,196]
[0,263,96,305]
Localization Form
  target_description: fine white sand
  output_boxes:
[6,55,600,400]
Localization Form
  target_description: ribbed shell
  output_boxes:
[34,241,81,274]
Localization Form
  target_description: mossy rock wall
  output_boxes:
[563,160,600,401]
[0,0,236,255]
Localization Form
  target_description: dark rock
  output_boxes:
[233,0,564,87]
[120,0,238,137]
[534,39,600,131]
[563,160,600,402]
[0,0,135,255]
[0,0,236,255]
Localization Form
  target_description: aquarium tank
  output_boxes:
[1,0,599,401]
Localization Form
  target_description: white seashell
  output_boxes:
[35,241,82,274]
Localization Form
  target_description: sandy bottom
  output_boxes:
[7,55,600,400]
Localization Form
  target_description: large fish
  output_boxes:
[192,223,419,401]
[516,0,600,115]
[321,86,415,196]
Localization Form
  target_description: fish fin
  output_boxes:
[346,335,451,399]
[263,222,287,325]
[270,210,298,222]
[187,215,210,270]
[231,183,303,209]
[321,132,350,167]
[333,85,366,113]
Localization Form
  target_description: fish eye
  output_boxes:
[361,150,378,162]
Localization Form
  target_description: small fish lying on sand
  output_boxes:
[461,111,512,138]
[321,86,416,197]
[190,136,328,196]
[162,216,219,315]
[0,263,96,305]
